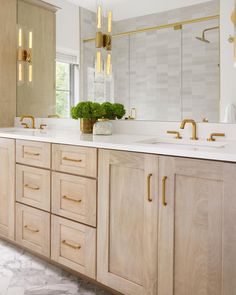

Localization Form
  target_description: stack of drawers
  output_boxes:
[15,140,97,279]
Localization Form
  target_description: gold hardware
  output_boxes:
[24,151,40,156]
[21,122,29,129]
[83,15,219,43]
[228,35,235,43]
[62,157,82,163]
[180,119,198,140]
[20,115,36,129]
[162,176,167,206]
[174,24,182,30]
[48,114,60,118]
[39,124,47,130]
[196,26,219,43]
[202,118,209,123]
[207,133,225,142]
[63,195,82,203]
[24,184,40,191]
[167,130,182,139]
[61,240,81,250]
[24,225,39,233]
[147,173,153,202]
[231,10,236,25]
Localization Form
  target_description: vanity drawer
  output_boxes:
[16,140,51,169]
[52,172,96,227]
[52,144,97,178]
[51,215,96,279]
[16,203,50,257]
[16,165,50,211]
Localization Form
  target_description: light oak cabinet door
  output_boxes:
[52,172,97,226]
[51,215,96,279]
[15,203,50,257]
[97,150,158,295]
[0,138,15,240]
[16,164,51,211]
[158,156,236,295]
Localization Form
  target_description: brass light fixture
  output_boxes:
[17,27,33,83]
[95,4,112,75]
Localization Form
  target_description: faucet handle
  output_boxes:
[167,130,182,139]
[207,133,225,142]
[39,124,47,130]
[21,123,29,129]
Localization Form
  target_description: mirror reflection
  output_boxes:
[17,0,224,123]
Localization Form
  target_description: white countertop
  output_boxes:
[0,127,235,163]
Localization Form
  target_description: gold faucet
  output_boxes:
[207,133,225,142]
[20,115,36,129]
[180,119,198,140]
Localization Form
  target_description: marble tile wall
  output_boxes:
[80,0,220,122]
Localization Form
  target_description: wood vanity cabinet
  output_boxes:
[0,138,15,240]
[158,156,236,295]
[97,149,159,295]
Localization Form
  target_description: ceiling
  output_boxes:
[65,0,215,20]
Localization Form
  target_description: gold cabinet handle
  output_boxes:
[24,151,40,156]
[62,156,82,163]
[61,240,81,250]
[147,173,153,202]
[24,225,39,233]
[62,195,82,203]
[24,184,40,191]
[162,176,168,206]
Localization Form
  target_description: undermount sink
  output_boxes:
[137,138,227,149]
[0,128,46,133]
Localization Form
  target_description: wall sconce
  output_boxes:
[95,5,112,76]
[17,27,33,83]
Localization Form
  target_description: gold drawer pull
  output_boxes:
[24,225,39,233]
[162,176,168,206]
[24,184,40,191]
[62,240,81,250]
[63,195,82,203]
[62,156,82,163]
[147,173,153,202]
[24,151,40,156]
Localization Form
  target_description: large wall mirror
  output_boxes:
[17,0,236,123]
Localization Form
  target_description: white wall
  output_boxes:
[220,0,236,121]
[45,0,80,58]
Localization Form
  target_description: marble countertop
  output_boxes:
[0,127,235,163]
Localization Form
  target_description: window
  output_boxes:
[56,62,76,118]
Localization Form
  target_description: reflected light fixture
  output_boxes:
[17,27,33,83]
[95,4,113,76]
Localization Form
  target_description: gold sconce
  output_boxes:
[95,5,112,76]
[17,27,33,83]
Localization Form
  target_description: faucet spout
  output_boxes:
[180,119,198,140]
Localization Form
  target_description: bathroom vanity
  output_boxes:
[0,128,236,295]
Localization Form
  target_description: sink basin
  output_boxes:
[137,138,227,149]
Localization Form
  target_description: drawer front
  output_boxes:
[16,203,50,257]
[51,215,96,278]
[16,165,50,211]
[52,144,97,178]
[16,140,51,169]
[52,172,96,226]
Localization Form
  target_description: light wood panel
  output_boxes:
[17,0,56,118]
[51,215,96,279]
[16,140,51,168]
[16,203,50,257]
[0,0,16,127]
[52,144,97,178]
[0,138,15,240]
[16,164,51,211]
[158,156,236,295]
[97,149,158,295]
[52,172,97,226]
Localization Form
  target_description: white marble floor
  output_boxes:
[0,240,112,295]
